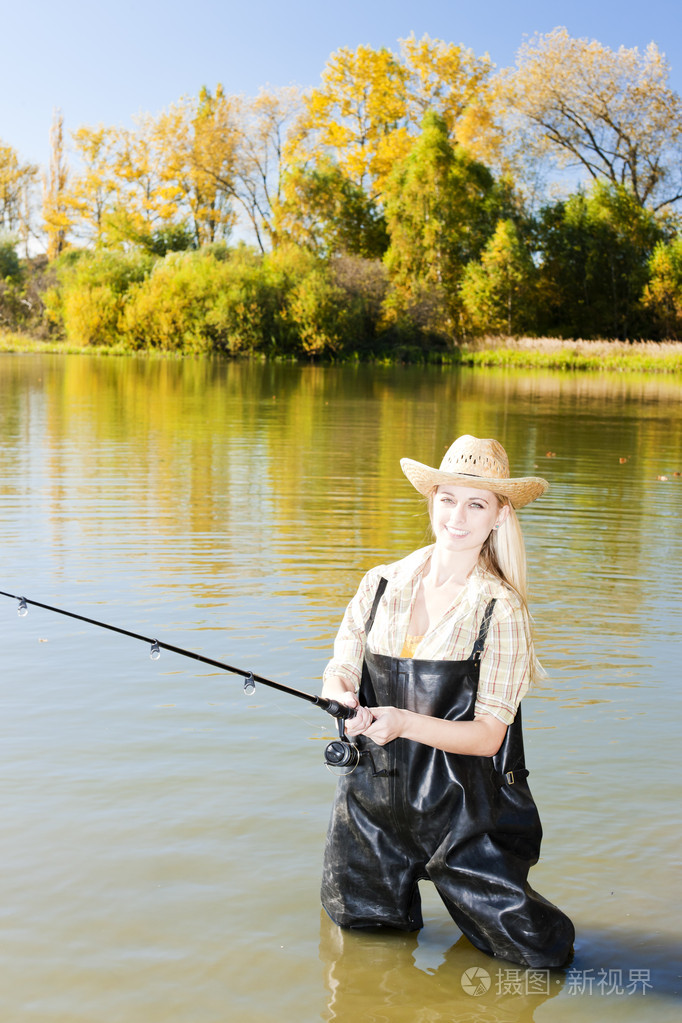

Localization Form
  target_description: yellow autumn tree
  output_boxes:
[399,34,501,165]
[288,36,499,200]
[288,44,410,197]
[499,27,682,211]
[642,238,682,337]
[0,139,37,253]
[105,116,186,248]
[66,125,119,245]
[42,110,72,259]
[150,86,297,252]
[153,86,240,247]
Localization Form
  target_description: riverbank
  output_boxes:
[460,337,682,373]
[2,330,682,372]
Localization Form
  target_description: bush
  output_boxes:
[0,233,21,281]
[44,249,154,345]
[120,247,281,352]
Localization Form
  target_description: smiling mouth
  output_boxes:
[446,528,469,537]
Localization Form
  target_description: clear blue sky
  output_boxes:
[3,0,680,168]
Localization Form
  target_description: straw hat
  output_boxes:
[400,435,548,508]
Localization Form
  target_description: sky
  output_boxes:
[3,0,681,170]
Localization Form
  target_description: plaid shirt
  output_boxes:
[323,545,532,725]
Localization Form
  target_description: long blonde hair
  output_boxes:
[428,491,543,683]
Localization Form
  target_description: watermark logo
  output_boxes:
[461,965,653,998]
[461,967,491,996]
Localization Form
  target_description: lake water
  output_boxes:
[0,355,680,1022]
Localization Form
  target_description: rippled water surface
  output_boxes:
[1,355,680,1022]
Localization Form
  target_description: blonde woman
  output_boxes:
[320,435,574,968]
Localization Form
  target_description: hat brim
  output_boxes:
[400,458,548,508]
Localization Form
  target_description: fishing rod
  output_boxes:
[0,589,356,726]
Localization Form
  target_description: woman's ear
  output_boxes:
[495,503,511,529]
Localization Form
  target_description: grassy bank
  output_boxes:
[458,337,682,373]
[2,330,682,372]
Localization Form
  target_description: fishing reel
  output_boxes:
[323,712,388,776]
[324,737,361,770]
[324,710,360,770]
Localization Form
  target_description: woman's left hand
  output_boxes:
[359,706,407,746]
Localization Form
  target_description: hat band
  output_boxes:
[440,470,507,482]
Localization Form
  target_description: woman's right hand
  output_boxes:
[340,692,375,736]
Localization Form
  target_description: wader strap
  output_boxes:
[471,598,497,661]
[496,767,530,786]
[366,578,388,637]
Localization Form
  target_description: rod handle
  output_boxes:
[316,698,357,720]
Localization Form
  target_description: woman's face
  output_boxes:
[431,484,509,556]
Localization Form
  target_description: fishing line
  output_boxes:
[0,589,355,727]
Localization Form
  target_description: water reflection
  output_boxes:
[319,911,564,1022]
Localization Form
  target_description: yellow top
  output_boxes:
[400,634,424,659]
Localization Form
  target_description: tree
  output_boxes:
[383,112,503,335]
[104,117,186,249]
[535,182,663,338]
[42,110,71,259]
[66,124,119,245]
[232,87,302,251]
[642,238,682,338]
[288,37,497,204]
[153,86,239,247]
[0,231,21,279]
[154,86,299,252]
[399,34,501,165]
[500,28,682,211]
[274,157,388,258]
[287,44,410,198]
[460,220,537,335]
[0,140,37,254]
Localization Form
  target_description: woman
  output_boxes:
[320,435,574,968]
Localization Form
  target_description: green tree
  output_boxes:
[460,219,537,335]
[642,237,682,338]
[535,182,663,338]
[275,157,388,258]
[0,232,21,280]
[383,112,504,336]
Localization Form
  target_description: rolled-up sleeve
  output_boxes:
[474,602,531,725]
[322,566,385,691]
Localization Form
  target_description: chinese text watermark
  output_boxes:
[461,966,653,997]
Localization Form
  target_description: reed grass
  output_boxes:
[459,337,682,373]
[2,330,682,372]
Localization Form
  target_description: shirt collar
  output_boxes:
[386,545,511,606]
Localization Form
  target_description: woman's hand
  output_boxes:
[345,704,508,756]
[339,692,376,737]
[360,706,406,745]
